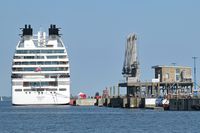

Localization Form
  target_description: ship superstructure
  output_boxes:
[11,24,70,105]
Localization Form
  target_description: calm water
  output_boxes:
[0,101,200,133]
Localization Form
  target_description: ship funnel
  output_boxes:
[22,24,33,36]
[49,24,60,36]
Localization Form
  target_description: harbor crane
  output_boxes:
[122,33,140,83]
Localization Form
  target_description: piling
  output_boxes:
[169,98,200,111]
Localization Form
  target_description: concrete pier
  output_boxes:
[110,97,123,108]
[100,97,146,109]
[123,97,128,108]
[76,99,96,106]
[96,98,103,107]
[145,98,156,108]
[94,96,200,111]
[169,98,200,111]
[103,98,111,107]
[126,97,142,108]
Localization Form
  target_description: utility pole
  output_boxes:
[171,63,176,66]
[192,57,198,95]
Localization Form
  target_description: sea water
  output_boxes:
[0,101,200,133]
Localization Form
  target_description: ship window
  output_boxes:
[49,81,58,86]
[13,67,68,71]
[23,82,30,87]
[22,62,28,65]
[50,75,57,78]
[52,61,58,65]
[45,61,51,65]
[31,89,37,91]
[58,81,68,85]
[23,81,58,87]
[12,68,23,71]
[30,62,36,65]
[36,56,44,59]
[14,56,22,59]
[13,82,23,86]
[59,56,66,59]
[59,88,66,91]
[60,61,67,65]
[11,74,23,78]
[37,62,44,65]
[14,61,68,65]
[24,89,31,91]
[29,50,40,54]
[16,50,64,54]
[15,89,22,92]
[59,74,70,78]
[47,56,57,59]
[24,56,34,59]
[41,82,48,86]
[24,68,34,71]
[37,88,44,91]
[14,62,21,65]
[47,89,57,91]
[46,45,53,47]
[45,75,50,78]
[42,50,52,53]
[58,50,64,53]
[16,50,25,54]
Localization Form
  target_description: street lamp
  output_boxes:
[192,56,198,96]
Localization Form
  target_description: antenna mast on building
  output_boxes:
[192,56,198,95]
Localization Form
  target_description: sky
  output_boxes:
[1,0,200,96]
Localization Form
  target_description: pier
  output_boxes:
[93,33,198,111]
[71,33,199,111]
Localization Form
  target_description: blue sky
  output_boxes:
[1,0,200,96]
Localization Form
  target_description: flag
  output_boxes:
[35,67,42,72]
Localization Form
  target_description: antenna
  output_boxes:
[192,56,198,96]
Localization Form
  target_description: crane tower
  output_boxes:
[122,33,140,83]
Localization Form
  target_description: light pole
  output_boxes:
[171,63,176,66]
[192,56,198,95]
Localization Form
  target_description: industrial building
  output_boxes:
[151,65,193,97]
[152,65,192,83]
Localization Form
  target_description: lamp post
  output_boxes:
[171,63,176,66]
[192,56,198,95]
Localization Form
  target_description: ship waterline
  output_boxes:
[11,24,70,105]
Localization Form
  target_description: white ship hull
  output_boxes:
[12,84,70,105]
[12,94,70,105]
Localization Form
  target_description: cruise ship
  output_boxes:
[11,24,70,105]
